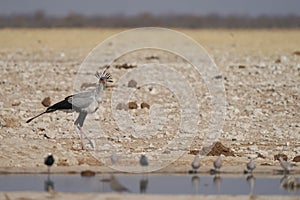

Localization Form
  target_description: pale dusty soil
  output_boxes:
[0,28,299,176]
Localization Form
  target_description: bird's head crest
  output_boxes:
[95,65,113,84]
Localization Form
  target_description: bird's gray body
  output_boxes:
[192,155,200,171]
[214,156,222,171]
[68,85,104,114]
[278,157,294,172]
[140,154,149,167]
[246,158,256,173]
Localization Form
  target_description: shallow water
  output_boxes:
[0,174,299,195]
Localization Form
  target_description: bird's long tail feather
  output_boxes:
[26,111,47,123]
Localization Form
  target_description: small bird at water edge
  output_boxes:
[45,153,55,173]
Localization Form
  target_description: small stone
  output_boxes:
[12,100,21,106]
[81,170,96,177]
[293,51,300,56]
[141,102,150,109]
[42,97,51,107]
[37,123,46,131]
[292,155,300,162]
[257,152,266,159]
[128,79,137,88]
[247,145,258,151]
[44,132,55,139]
[275,58,281,63]
[116,103,128,110]
[128,101,138,109]
[189,150,200,155]
[207,141,235,156]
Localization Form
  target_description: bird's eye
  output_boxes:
[100,78,106,83]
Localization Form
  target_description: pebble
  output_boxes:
[81,170,96,177]
[247,145,258,151]
[128,79,137,88]
[149,143,155,148]
[141,102,150,109]
[44,132,56,139]
[41,97,51,107]
[292,155,300,162]
[116,103,128,110]
[128,101,138,109]
[11,100,21,106]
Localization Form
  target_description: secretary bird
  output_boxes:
[26,66,112,149]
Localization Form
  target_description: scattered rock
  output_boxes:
[214,75,222,79]
[279,56,288,63]
[44,132,55,139]
[260,163,272,166]
[247,145,258,151]
[116,103,128,110]
[12,100,21,106]
[274,153,288,161]
[141,102,150,109]
[275,58,281,63]
[207,142,235,156]
[37,123,46,131]
[128,79,137,88]
[81,170,96,177]
[42,97,51,107]
[56,159,69,166]
[128,101,138,109]
[188,150,200,155]
[292,155,300,162]
[114,63,137,69]
[293,51,300,56]
[257,152,266,159]
[145,55,159,60]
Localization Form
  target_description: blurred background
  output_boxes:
[0,0,299,28]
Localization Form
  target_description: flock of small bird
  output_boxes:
[191,154,256,174]
[191,154,296,174]
[44,152,295,175]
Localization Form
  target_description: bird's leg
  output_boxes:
[74,112,94,150]
[76,125,94,150]
[76,125,85,150]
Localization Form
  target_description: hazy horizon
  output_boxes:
[0,0,299,17]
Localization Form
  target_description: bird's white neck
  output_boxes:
[95,82,105,100]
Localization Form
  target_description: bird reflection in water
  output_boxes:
[44,174,55,193]
[246,174,255,196]
[101,175,130,193]
[213,175,222,193]
[191,175,200,194]
[280,175,300,193]
[140,176,148,193]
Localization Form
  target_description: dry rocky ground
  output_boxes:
[0,28,299,176]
